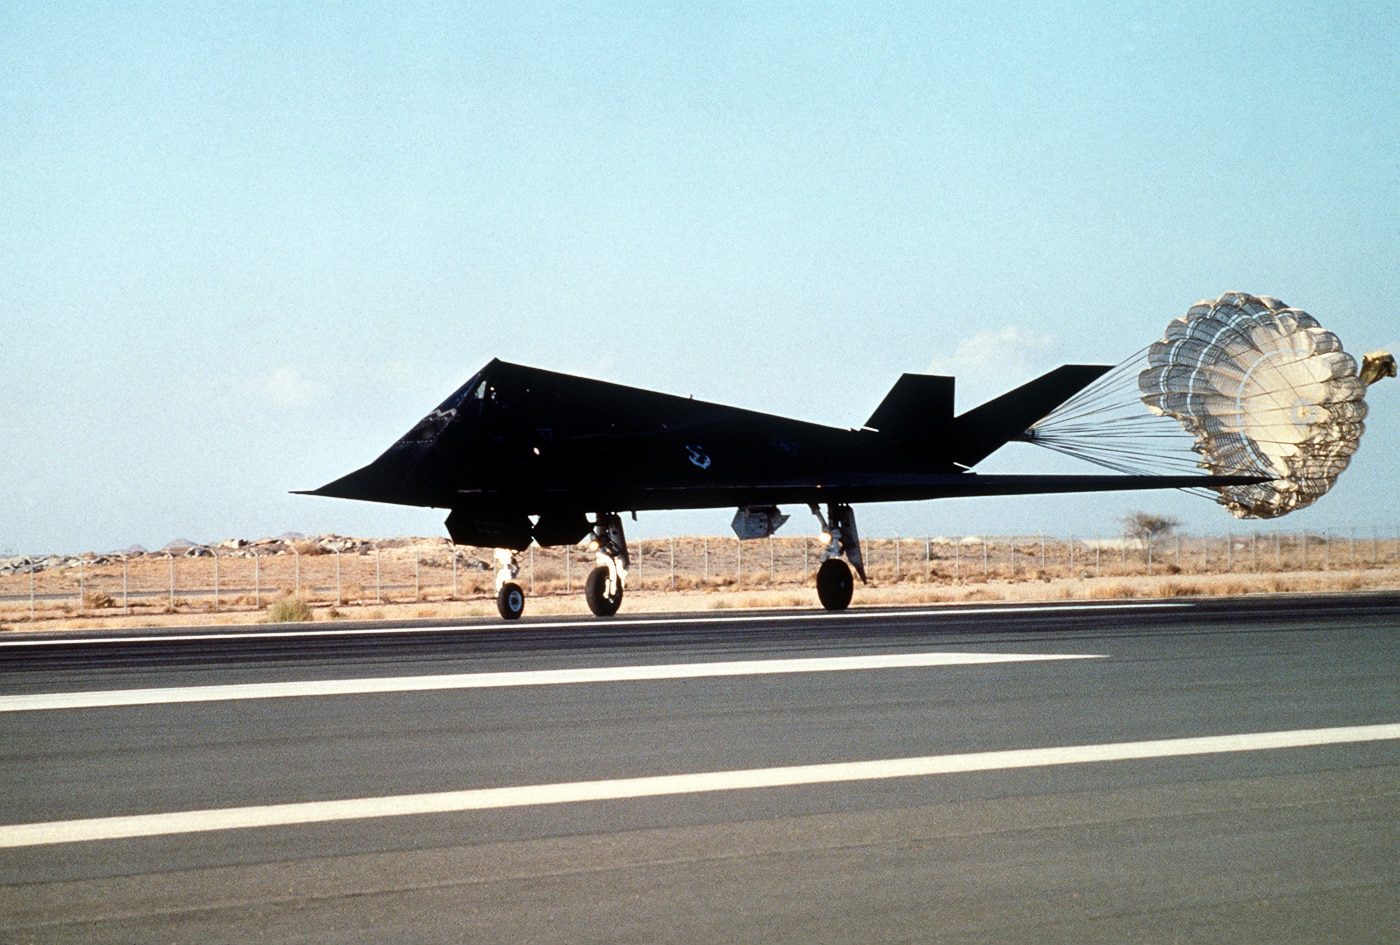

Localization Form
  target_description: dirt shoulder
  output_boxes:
[5,565,1397,634]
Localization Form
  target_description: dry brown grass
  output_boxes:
[3,538,1397,633]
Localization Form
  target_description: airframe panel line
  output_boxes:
[0,601,1188,647]
[0,651,1102,713]
[3,723,1397,848]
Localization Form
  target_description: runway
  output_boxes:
[3,593,1399,943]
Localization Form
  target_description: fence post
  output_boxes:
[30,563,35,620]
[212,549,219,611]
[336,549,342,606]
[955,538,961,581]
[704,538,710,582]
[292,546,301,598]
[983,539,989,577]
[530,545,535,594]
[670,537,676,590]
[1040,536,1046,570]
[566,546,571,594]
[168,553,175,610]
[452,550,458,599]
[375,546,382,603]
[1275,532,1282,570]
[736,538,742,587]
[414,547,420,601]
[1226,533,1232,571]
[770,535,776,583]
[1326,531,1332,569]
[254,549,260,609]
[803,539,808,583]
[78,559,84,613]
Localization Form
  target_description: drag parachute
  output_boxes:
[1027,292,1392,519]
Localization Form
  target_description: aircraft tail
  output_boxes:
[865,374,956,443]
[952,365,1111,467]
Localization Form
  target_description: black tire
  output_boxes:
[816,558,853,611]
[584,565,623,617]
[496,582,525,620]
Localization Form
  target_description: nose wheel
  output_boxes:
[493,548,525,620]
[496,582,525,619]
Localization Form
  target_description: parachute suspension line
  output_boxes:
[1026,344,1212,486]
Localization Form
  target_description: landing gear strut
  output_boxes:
[494,548,525,620]
[584,512,629,617]
[810,503,865,611]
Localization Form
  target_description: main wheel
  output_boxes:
[584,565,623,617]
[816,558,853,611]
[496,582,525,620]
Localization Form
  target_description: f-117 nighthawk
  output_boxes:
[299,359,1263,619]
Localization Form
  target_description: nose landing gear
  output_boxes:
[494,548,525,620]
[810,503,866,611]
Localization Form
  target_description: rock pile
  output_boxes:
[2,535,468,572]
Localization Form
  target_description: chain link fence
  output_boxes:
[2,530,1397,621]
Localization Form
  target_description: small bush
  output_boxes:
[83,590,115,609]
[293,539,323,556]
[267,596,313,623]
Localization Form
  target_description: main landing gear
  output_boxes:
[584,512,629,617]
[488,512,631,620]
[810,503,866,611]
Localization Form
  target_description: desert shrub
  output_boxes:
[83,590,115,609]
[267,596,313,623]
[293,539,323,556]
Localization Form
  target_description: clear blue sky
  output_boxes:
[3,2,1396,554]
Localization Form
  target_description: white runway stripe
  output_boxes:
[0,602,1186,647]
[3,723,1396,848]
[0,651,1099,712]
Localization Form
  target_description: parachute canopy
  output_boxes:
[1027,292,1390,519]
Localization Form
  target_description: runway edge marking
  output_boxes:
[0,602,1188,647]
[0,651,1102,712]
[4,723,1398,848]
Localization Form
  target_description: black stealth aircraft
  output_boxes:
[300,359,1262,619]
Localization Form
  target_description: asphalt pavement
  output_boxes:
[2,593,1398,943]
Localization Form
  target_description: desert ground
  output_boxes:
[4,532,1397,631]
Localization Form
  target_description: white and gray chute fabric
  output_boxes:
[1026,292,1390,519]
[1136,292,1368,517]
